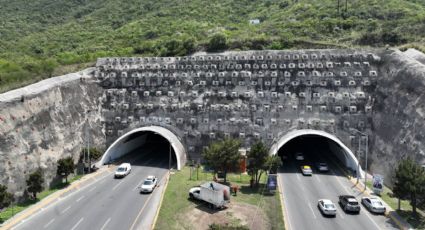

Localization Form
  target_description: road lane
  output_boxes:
[279,157,399,230]
[13,145,171,230]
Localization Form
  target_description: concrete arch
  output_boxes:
[269,129,363,178]
[99,126,186,170]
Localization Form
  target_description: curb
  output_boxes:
[0,166,115,230]
[277,174,290,230]
[151,173,171,230]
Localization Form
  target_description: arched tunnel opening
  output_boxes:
[99,127,186,170]
[276,134,361,178]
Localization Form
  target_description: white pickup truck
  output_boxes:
[189,182,230,209]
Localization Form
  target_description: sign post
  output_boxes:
[267,174,277,193]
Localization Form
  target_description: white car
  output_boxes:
[301,165,313,176]
[361,197,386,214]
[140,176,158,193]
[318,199,337,216]
[316,162,329,172]
[295,152,304,161]
[114,163,131,178]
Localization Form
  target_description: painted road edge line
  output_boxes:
[277,174,290,230]
[151,173,170,230]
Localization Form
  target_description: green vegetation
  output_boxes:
[202,138,241,183]
[0,0,424,92]
[57,157,76,183]
[0,174,82,224]
[155,167,284,230]
[26,169,44,199]
[0,185,13,209]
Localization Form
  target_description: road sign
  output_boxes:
[372,174,384,195]
[267,174,277,191]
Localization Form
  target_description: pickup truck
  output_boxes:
[189,182,230,209]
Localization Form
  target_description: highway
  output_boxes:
[11,145,170,230]
[279,154,399,230]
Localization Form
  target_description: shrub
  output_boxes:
[207,33,228,52]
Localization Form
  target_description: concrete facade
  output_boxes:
[1,48,425,195]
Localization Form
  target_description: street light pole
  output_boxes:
[351,128,368,189]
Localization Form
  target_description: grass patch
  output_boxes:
[155,167,284,230]
[0,174,84,224]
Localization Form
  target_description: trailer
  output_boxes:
[189,181,230,209]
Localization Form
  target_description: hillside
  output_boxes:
[0,0,424,92]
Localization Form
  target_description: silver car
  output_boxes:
[361,197,386,214]
[318,199,337,216]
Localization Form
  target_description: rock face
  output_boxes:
[0,69,104,196]
[0,49,424,195]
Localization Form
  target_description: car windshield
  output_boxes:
[349,201,359,205]
[143,180,153,185]
[320,163,327,166]
[324,204,335,209]
[117,167,126,172]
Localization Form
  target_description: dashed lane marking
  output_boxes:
[61,206,71,214]
[76,196,85,202]
[308,203,317,219]
[43,219,55,229]
[100,217,111,230]
[70,217,84,230]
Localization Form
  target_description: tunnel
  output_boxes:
[270,129,363,178]
[99,126,186,170]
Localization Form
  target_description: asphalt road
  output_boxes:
[12,147,170,230]
[279,155,399,230]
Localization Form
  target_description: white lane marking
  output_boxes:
[296,173,301,181]
[76,196,85,202]
[100,217,111,230]
[338,210,345,219]
[89,186,97,192]
[330,169,351,194]
[308,203,317,219]
[315,174,322,183]
[70,217,84,230]
[43,219,55,228]
[112,180,125,190]
[62,206,71,214]
[363,210,382,230]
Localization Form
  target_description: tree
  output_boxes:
[264,155,283,174]
[247,141,269,186]
[207,33,227,52]
[202,138,241,183]
[0,184,13,209]
[26,169,44,199]
[81,147,102,162]
[57,157,75,183]
[393,158,425,216]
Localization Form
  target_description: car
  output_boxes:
[318,199,337,216]
[295,152,304,161]
[114,163,131,178]
[301,165,313,176]
[361,197,386,214]
[188,186,201,200]
[316,162,329,172]
[339,195,361,213]
[140,175,158,193]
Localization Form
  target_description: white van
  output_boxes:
[115,163,131,178]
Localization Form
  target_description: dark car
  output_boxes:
[339,195,361,213]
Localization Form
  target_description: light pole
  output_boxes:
[85,109,92,174]
[351,128,368,189]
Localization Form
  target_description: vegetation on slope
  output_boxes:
[0,0,424,92]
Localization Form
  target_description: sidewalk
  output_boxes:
[0,165,116,230]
